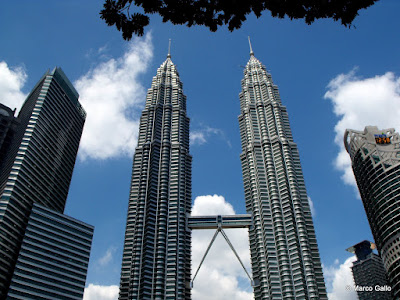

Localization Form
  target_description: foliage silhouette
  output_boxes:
[100,0,379,40]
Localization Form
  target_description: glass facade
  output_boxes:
[7,203,93,300]
[345,126,400,297]
[119,54,192,299]
[0,67,87,297]
[238,51,327,299]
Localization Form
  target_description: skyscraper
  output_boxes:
[238,43,327,299]
[346,240,391,300]
[345,126,400,297]
[119,51,192,299]
[0,67,88,297]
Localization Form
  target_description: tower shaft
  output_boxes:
[119,57,192,299]
[238,54,327,299]
[345,126,400,297]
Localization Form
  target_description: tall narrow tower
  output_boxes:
[238,42,327,299]
[119,50,192,299]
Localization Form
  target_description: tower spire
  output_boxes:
[248,36,254,56]
[167,38,171,58]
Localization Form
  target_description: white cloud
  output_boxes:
[0,61,27,112]
[75,33,153,160]
[308,196,316,217]
[190,131,207,145]
[324,70,400,188]
[190,126,231,147]
[83,284,119,300]
[98,246,117,266]
[191,195,253,300]
[323,256,357,300]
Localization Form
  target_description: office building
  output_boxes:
[345,126,400,297]
[346,240,391,300]
[119,51,192,299]
[0,67,88,297]
[7,204,94,300]
[238,43,327,299]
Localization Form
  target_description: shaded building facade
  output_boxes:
[119,53,192,299]
[0,104,19,171]
[0,67,89,297]
[7,204,94,300]
[345,126,400,297]
[346,240,391,300]
[238,46,327,299]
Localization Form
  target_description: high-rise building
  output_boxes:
[119,51,192,299]
[346,240,391,300]
[7,203,94,300]
[0,67,88,297]
[345,126,400,297]
[238,44,327,299]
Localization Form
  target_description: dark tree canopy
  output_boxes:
[100,0,379,40]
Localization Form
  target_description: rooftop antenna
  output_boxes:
[248,36,254,56]
[167,39,171,58]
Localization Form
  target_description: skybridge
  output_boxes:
[187,214,252,230]
[187,214,257,288]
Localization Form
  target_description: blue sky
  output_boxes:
[1,1,400,299]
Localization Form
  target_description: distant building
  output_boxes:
[0,67,92,298]
[0,103,19,174]
[238,41,327,299]
[345,126,400,298]
[7,204,94,299]
[346,240,391,300]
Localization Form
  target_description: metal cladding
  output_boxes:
[238,53,327,299]
[0,67,87,298]
[119,56,192,299]
[345,126,400,297]
[7,204,94,299]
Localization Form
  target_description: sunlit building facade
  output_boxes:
[345,126,400,297]
[119,53,192,299]
[238,47,327,299]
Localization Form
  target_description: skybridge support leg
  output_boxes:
[219,228,254,286]
[190,227,254,288]
[190,228,219,288]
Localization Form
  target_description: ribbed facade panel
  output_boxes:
[7,203,93,300]
[238,53,327,299]
[345,126,400,297]
[119,56,192,300]
[0,67,86,297]
[352,254,391,300]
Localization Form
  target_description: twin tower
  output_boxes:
[119,43,328,299]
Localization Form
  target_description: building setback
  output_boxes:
[346,240,391,300]
[345,126,400,297]
[7,204,94,300]
[238,46,327,299]
[119,52,192,299]
[0,67,91,298]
